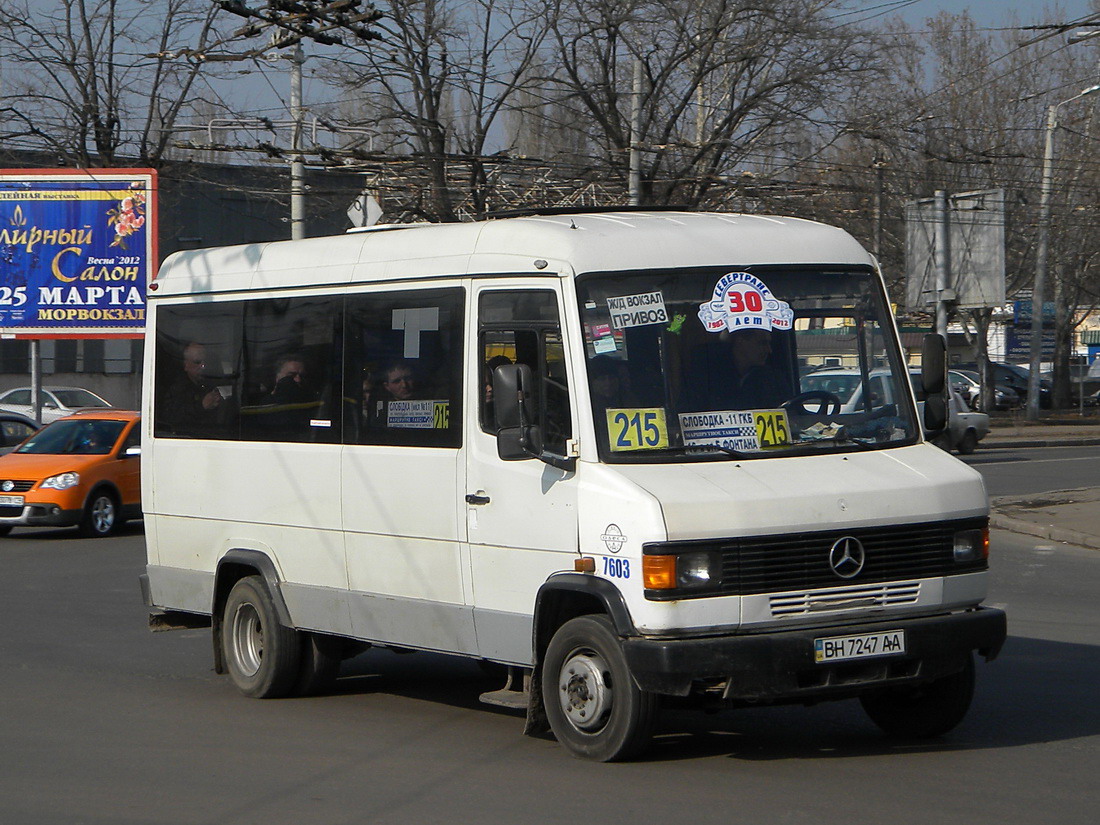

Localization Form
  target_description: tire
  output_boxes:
[293,632,342,696]
[222,576,301,698]
[79,489,119,537]
[541,615,658,762]
[860,655,975,739]
[957,429,978,455]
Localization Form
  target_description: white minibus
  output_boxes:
[140,210,1005,761]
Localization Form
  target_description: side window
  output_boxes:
[344,287,464,448]
[121,422,141,454]
[240,297,341,444]
[154,303,244,440]
[6,390,30,405]
[478,290,572,455]
[1,420,35,446]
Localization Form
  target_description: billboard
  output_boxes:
[905,189,1005,311]
[0,169,156,338]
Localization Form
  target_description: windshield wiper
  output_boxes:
[653,444,755,459]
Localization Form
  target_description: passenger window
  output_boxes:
[7,390,30,405]
[154,303,244,440]
[343,288,464,448]
[478,290,572,455]
[240,297,341,443]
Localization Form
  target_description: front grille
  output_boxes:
[0,480,34,492]
[769,581,921,617]
[645,517,987,599]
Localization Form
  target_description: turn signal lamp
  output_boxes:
[643,555,677,589]
[574,556,595,573]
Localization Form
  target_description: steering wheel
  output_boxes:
[782,390,841,416]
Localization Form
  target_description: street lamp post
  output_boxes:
[1026,83,1100,421]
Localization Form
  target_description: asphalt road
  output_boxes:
[962,443,1100,497]
[1,523,1097,825]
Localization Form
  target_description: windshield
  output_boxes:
[16,418,125,455]
[576,266,919,461]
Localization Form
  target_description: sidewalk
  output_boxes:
[978,419,1100,549]
[982,419,1100,449]
[990,488,1100,551]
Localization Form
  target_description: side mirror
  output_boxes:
[921,333,946,395]
[492,364,534,430]
[493,364,576,472]
[920,333,948,436]
[923,394,947,433]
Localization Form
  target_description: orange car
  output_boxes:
[0,410,141,538]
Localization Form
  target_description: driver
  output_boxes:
[724,328,788,410]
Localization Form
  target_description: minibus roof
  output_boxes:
[152,211,876,296]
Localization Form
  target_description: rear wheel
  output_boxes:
[222,576,301,698]
[860,655,975,738]
[79,489,118,537]
[957,429,978,455]
[542,615,658,762]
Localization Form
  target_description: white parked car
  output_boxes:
[800,368,987,454]
[0,386,113,424]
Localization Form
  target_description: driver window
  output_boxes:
[478,289,572,455]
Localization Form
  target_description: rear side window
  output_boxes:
[343,288,464,448]
[154,302,244,440]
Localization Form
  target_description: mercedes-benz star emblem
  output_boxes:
[828,536,865,579]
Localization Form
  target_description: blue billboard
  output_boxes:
[0,169,156,338]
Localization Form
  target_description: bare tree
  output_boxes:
[0,0,225,167]
[827,11,1100,411]
[321,0,552,221]
[540,0,885,205]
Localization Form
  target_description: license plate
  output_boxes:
[814,630,905,663]
[0,495,24,506]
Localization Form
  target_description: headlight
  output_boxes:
[643,550,722,592]
[953,528,989,562]
[40,472,80,490]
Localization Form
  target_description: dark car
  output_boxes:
[0,412,39,456]
[949,369,1019,411]
[957,363,1051,409]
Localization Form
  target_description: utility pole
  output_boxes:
[212,1,383,238]
[289,44,306,240]
[629,58,642,206]
[933,189,950,339]
[1027,83,1100,420]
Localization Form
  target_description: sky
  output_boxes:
[199,0,1100,142]
[870,0,1096,28]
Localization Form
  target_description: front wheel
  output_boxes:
[79,490,118,537]
[860,655,975,738]
[222,576,301,698]
[542,615,658,761]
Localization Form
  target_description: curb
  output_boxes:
[989,513,1100,550]
[982,437,1100,449]
[989,487,1100,550]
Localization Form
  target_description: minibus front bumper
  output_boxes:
[620,607,1006,701]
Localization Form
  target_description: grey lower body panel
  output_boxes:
[144,564,532,663]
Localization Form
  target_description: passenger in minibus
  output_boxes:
[160,342,226,430]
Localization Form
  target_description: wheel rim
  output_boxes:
[91,496,115,533]
[558,647,613,732]
[230,602,264,678]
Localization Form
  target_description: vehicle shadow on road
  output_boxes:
[638,634,1099,762]
[1,520,145,542]
[323,634,1099,761]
